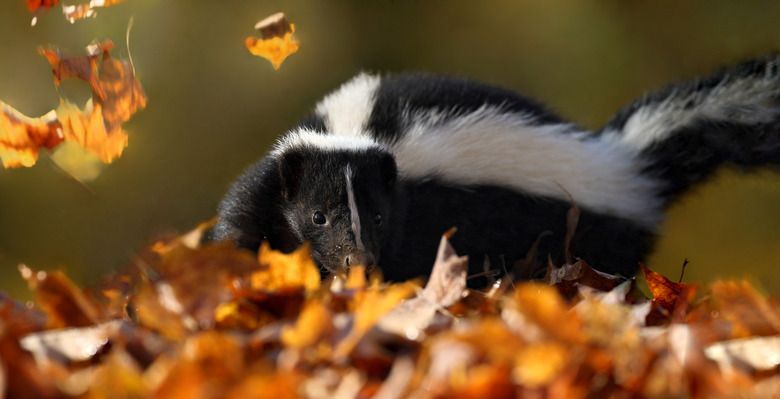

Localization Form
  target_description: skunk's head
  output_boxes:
[273,133,398,273]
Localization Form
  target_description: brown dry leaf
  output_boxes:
[245,12,300,70]
[641,263,688,312]
[148,243,262,329]
[0,102,63,167]
[0,292,48,336]
[19,265,100,329]
[547,259,628,299]
[252,242,321,292]
[378,232,467,338]
[422,232,468,307]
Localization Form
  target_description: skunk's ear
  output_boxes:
[379,152,398,189]
[278,151,305,201]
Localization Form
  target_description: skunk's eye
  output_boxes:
[312,211,327,225]
[374,213,382,226]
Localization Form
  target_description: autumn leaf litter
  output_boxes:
[1,220,780,398]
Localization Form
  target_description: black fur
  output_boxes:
[366,73,570,143]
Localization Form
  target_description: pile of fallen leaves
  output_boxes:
[1,225,779,398]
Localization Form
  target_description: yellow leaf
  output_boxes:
[245,24,299,70]
[281,301,333,350]
[0,101,63,168]
[252,242,321,292]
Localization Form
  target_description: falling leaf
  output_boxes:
[0,102,63,167]
[1,40,145,174]
[49,140,105,182]
[62,0,128,23]
[245,12,300,70]
[27,0,60,12]
[27,0,61,26]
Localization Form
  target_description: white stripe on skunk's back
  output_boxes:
[315,73,381,138]
[391,106,666,228]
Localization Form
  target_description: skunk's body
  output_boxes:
[215,55,780,282]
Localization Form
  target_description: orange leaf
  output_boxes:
[281,301,334,350]
[640,263,687,312]
[334,282,417,359]
[245,13,299,70]
[27,0,60,12]
[19,265,100,329]
[709,280,780,338]
[0,102,63,167]
[1,40,145,171]
[38,44,105,100]
[252,242,321,292]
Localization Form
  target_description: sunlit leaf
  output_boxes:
[252,242,321,292]
[245,12,300,70]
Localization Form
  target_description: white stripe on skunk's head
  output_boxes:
[271,129,385,157]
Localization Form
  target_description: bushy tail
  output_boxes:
[600,54,780,202]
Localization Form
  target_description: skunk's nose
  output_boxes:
[344,252,375,269]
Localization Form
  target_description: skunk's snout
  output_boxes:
[344,251,376,269]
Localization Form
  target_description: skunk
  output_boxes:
[214,54,780,283]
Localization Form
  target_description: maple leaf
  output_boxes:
[0,40,146,175]
[640,263,689,313]
[245,12,300,70]
[0,102,63,167]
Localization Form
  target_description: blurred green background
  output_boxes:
[1,0,780,299]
